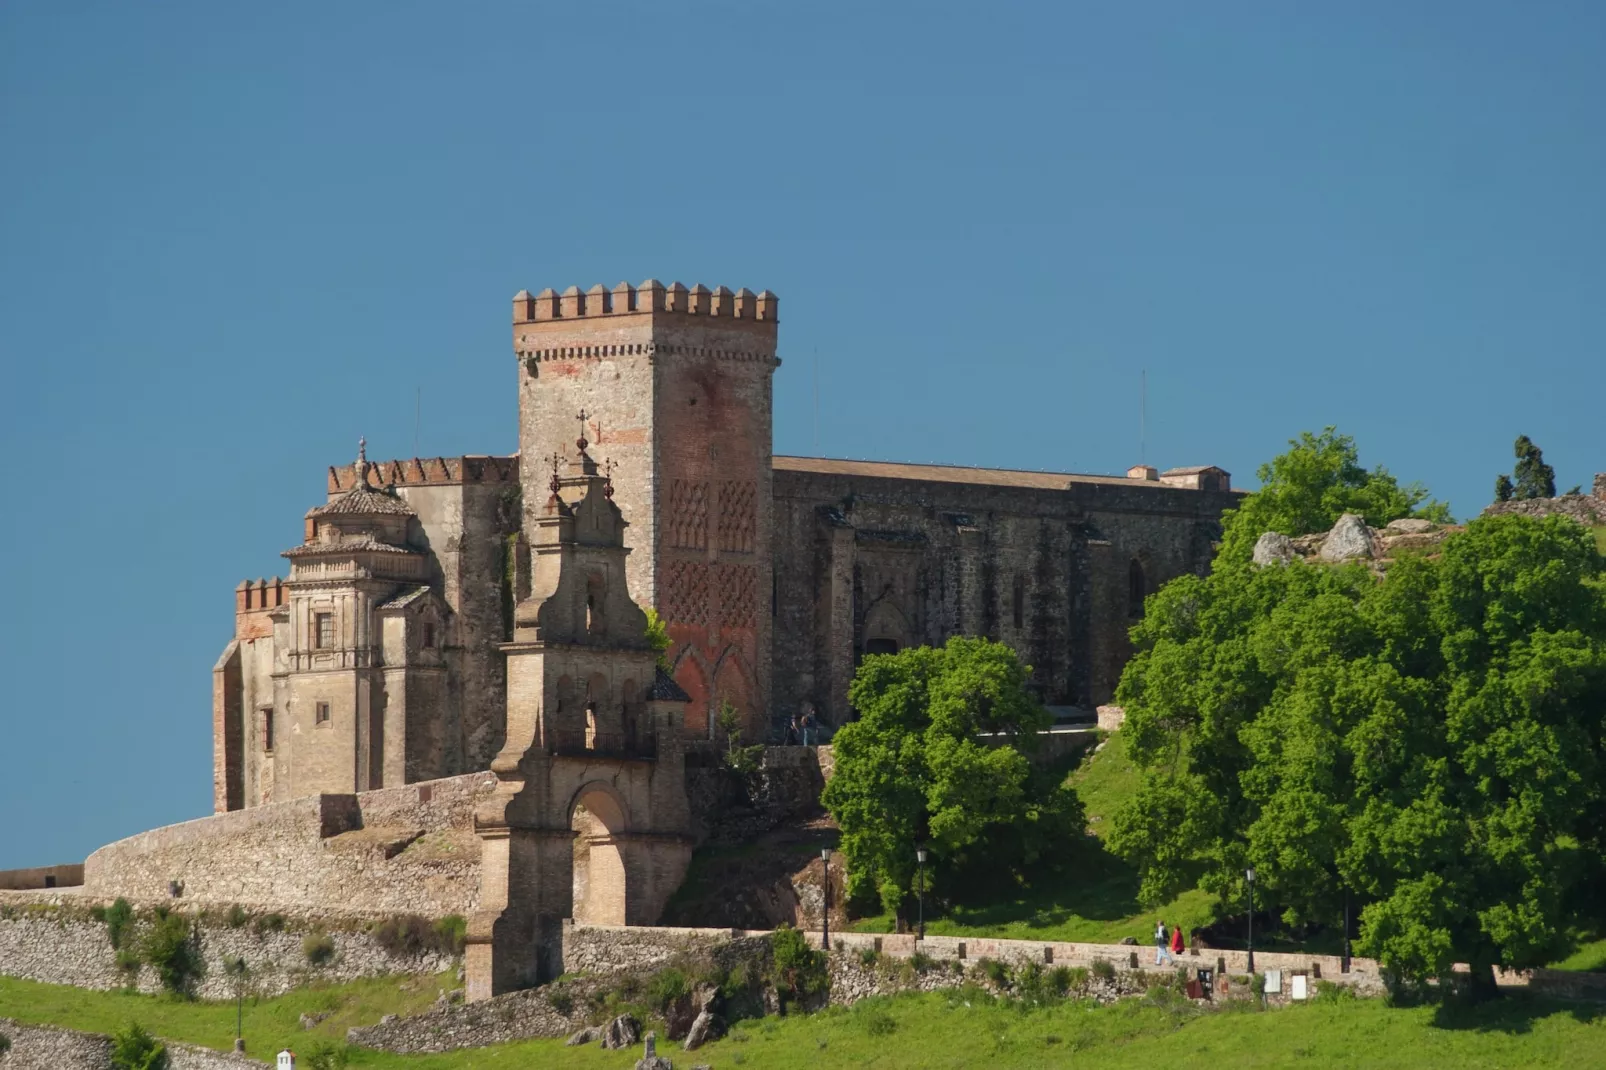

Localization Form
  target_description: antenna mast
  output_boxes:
[1140,369,1147,466]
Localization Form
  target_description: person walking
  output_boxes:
[1155,919,1173,966]
[1169,924,1185,961]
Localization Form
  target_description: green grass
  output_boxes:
[1554,933,1606,973]
[4,973,1604,1068]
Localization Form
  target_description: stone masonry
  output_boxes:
[211,280,1243,813]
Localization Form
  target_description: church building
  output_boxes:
[212,280,1241,811]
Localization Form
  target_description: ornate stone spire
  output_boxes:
[356,437,369,487]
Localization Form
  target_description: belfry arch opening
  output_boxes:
[569,784,628,925]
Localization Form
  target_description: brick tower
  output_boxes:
[512,281,779,739]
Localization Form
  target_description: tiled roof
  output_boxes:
[378,586,434,610]
[648,666,692,702]
[283,534,417,558]
[774,456,1161,491]
[310,485,417,517]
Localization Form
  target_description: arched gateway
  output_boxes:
[466,437,693,1001]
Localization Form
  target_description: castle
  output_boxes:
[213,280,1243,811]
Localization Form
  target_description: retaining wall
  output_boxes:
[0,1019,267,1070]
[0,865,84,892]
[0,900,456,999]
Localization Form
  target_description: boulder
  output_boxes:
[1251,531,1296,567]
[602,1014,641,1050]
[1318,514,1374,562]
[683,1010,721,1051]
[565,1026,601,1046]
[1384,517,1435,534]
[1119,936,1138,946]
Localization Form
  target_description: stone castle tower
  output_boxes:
[512,281,779,739]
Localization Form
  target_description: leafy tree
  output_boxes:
[716,699,763,773]
[1508,435,1558,500]
[1218,428,1450,562]
[141,909,200,996]
[770,924,828,1009]
[1110,512,1606,992]
[822,637,1083,916]
[1495,474,1515,502]
[110,1022,167,1070]
[643,607,672,669]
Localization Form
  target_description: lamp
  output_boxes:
[1245,867,1257,973]
[915,847,928,940]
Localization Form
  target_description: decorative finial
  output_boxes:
[604,458,616,498]
[357,437,369,486]
[576,409,589,453]
[549,452,562,496]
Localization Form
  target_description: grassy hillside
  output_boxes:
[3,973,1602,1069]
[851,732,1219,945]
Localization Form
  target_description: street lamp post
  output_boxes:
[821,848,833,953]
[1342,890,1352,974]
[1245,868,1256,974]
[915,847,928,941]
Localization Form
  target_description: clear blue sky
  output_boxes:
[2,2,1602,868]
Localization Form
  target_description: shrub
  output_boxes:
[1063,966,1090,995]
[647,966,689,1010]
[372,915,433,956]
[141,911,201,997]
[252,913,286,936]
[0,1032,10,1055]
[908,950,935,973]
[224,905,249,929]
[857,945,881,968]
[433,914,468,954]
[303,929,337,967]
[96,898,136,951]
[1313,980,1356,1004]
[110,1021,167,1070]
[547,986,575,1017]
[301,1040,351,1070]
[863,1009,898,1036]
[1091,958,1115,982]
[771,925,828,1008]
[981,958,1011,989]
[1049,965,1074,997]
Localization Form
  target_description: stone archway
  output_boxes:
[570,782,630,925]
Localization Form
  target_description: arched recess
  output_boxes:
[1128,559,1147,619]
[672,650,712,739]
[863,598,910,658]
[712,647,756,738]
[569,781,630,926]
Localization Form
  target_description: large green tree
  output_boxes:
[1218,427,1451,561]
[1110,510,1606,989]
[822,637,1083,916]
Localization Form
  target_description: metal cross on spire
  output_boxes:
[549,451,563,497]
[576,409,589,453]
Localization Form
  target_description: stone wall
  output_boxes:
[0,1019,268,1069]
[1482,491,1606,526]
[82,773,494,914]
[770,461,1238,730]
[0,864,83,891]
[0,899,456,999]
[683,745,826,845]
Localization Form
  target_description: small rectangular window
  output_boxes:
[261,708,274,752]
[314,612,335,649]
[421,622,435,650]
[1012,575,1026,630]
[315,701,331,726]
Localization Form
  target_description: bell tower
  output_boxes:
[511,281,779,740]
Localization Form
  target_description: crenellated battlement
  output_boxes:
[512,280,777,325]
[327,454,519,494]
[235,577,289,614]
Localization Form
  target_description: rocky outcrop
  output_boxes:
[1252,532,1296,566]
[1318,514,1375,562]
[1482,493,1606,526]
[601,1014,641,1050]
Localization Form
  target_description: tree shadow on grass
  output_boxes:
[940,837,1147,930]
[1430,990,1605,1035]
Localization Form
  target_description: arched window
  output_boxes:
[865,637,900,657]
[1012,575,1026,630]
[1128,560,1146,618]
[585,573,605,636]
